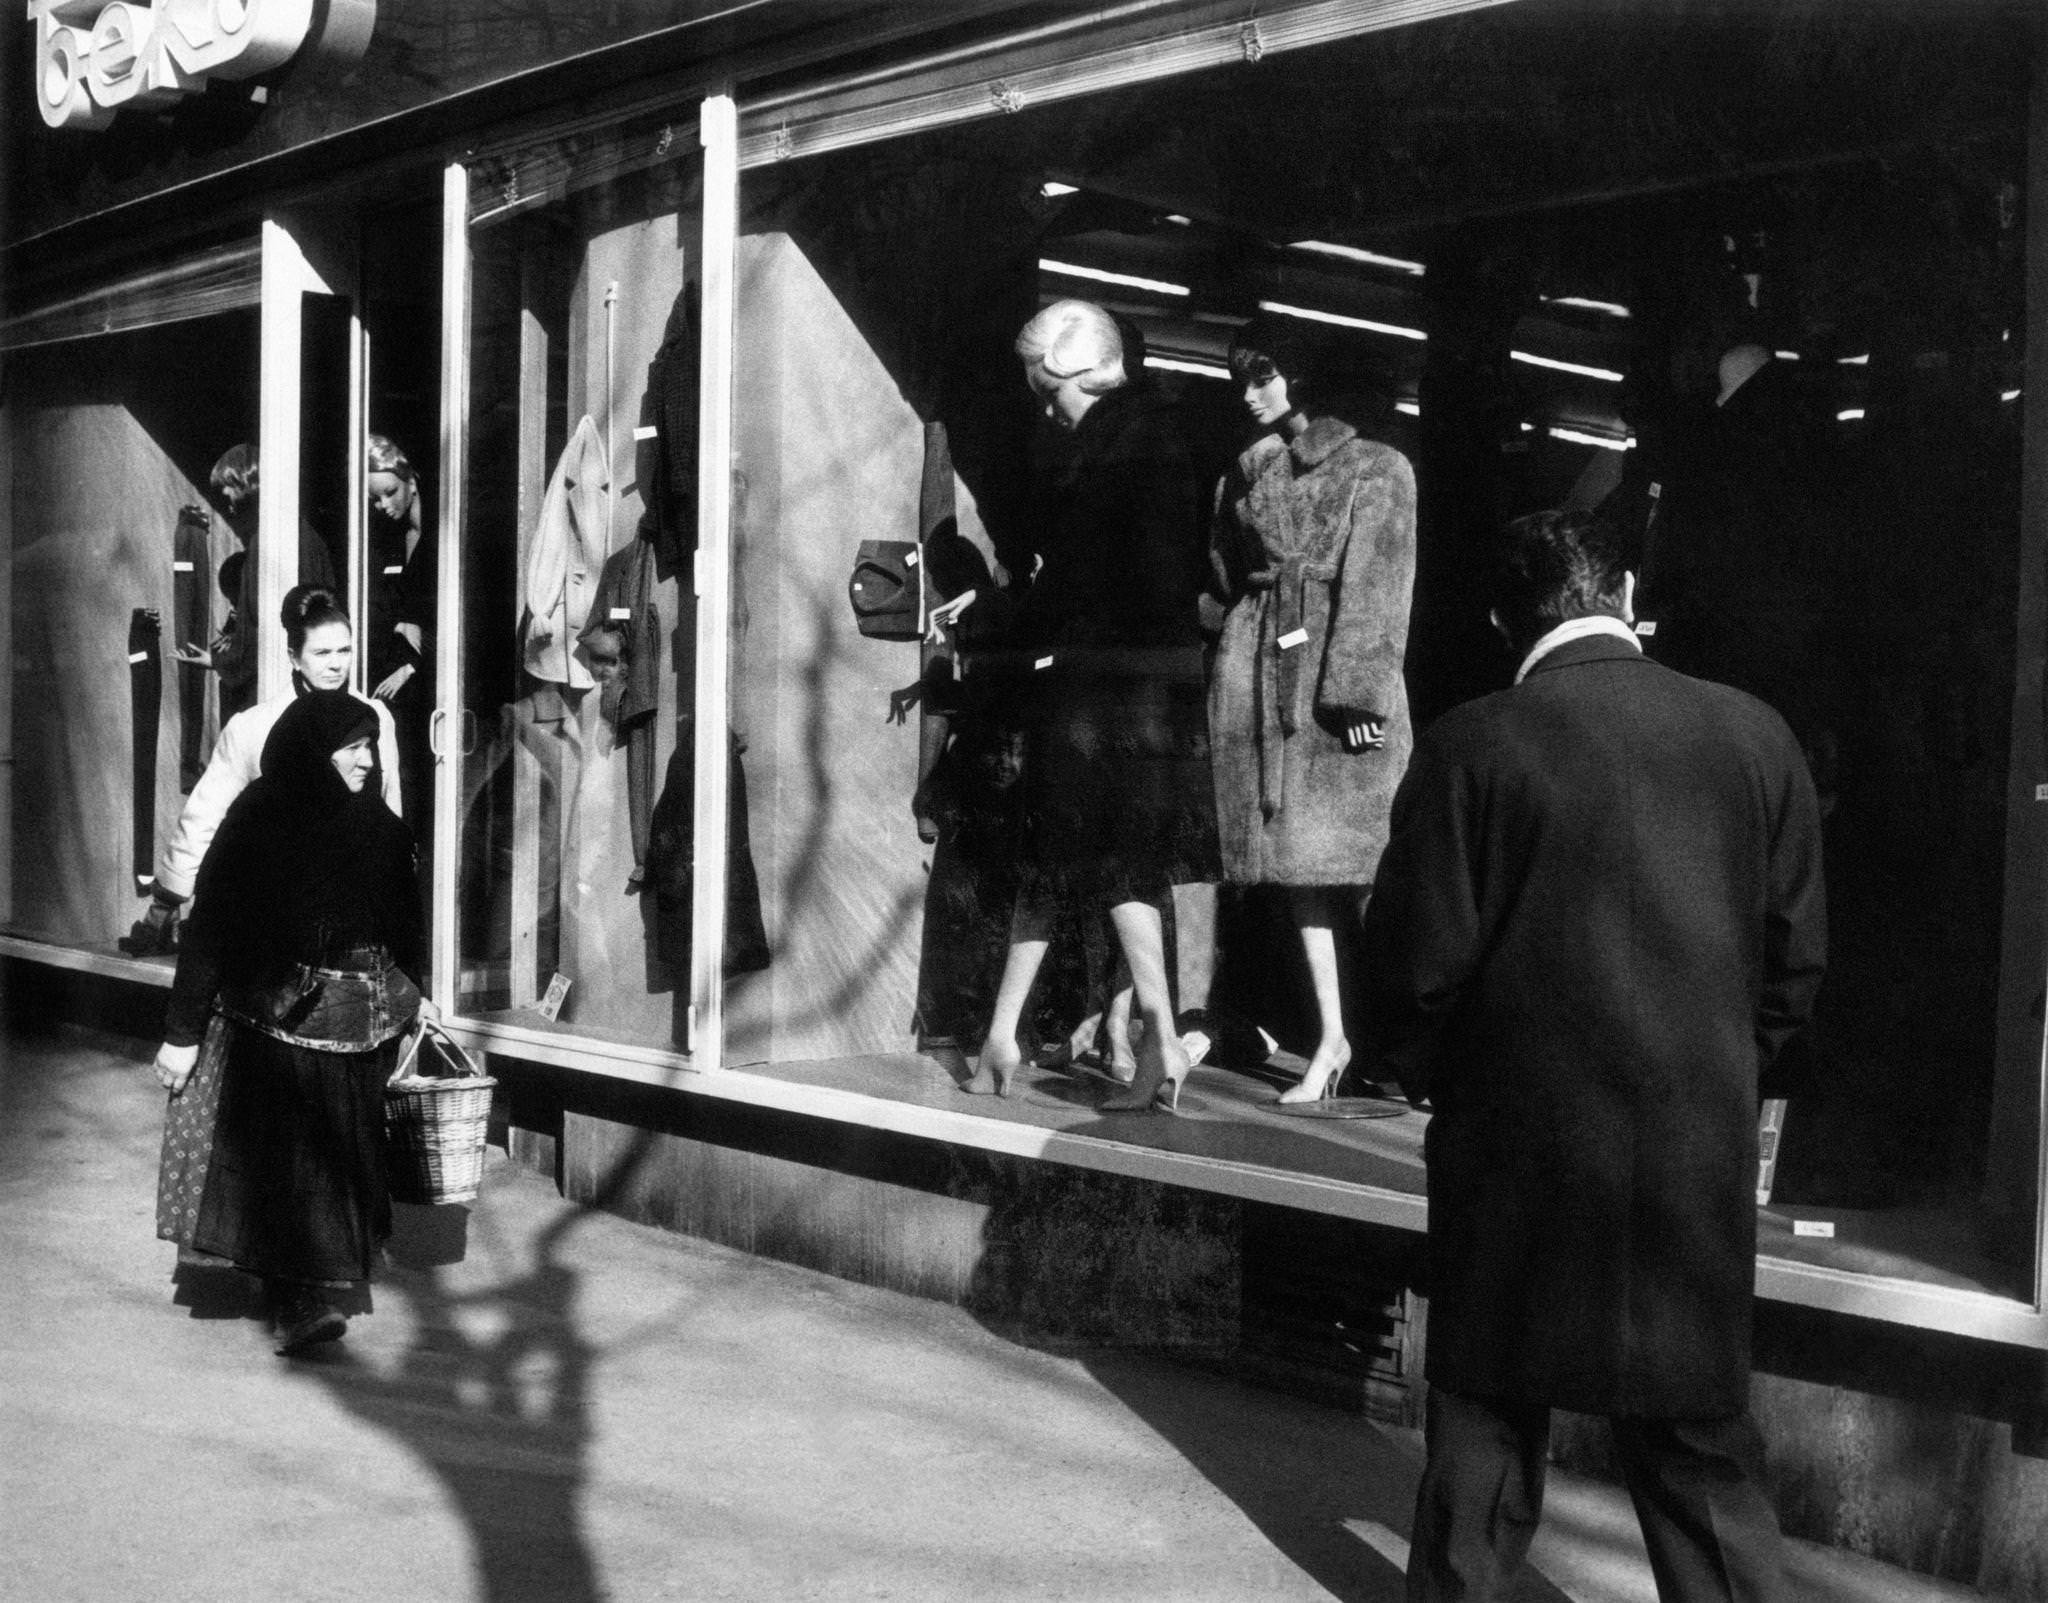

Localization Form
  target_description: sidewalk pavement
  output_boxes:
[0,1023,1997,1603]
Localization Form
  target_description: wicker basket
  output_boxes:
[384,1022,497,1205]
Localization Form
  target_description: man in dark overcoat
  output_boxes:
[1361,508,1826,1603]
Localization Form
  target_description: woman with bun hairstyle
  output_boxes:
[971,298,1219,1112]
[152,688,428,1355]
[122,585,402,954]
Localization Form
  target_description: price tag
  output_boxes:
[1792,1220,1835,1238]
[172,560,194,572]
[633,424,659,440]
[1034,655,1054,670]
[383,564,405,575]
[535,972,572,1022]
[609,607,632,620]
[1634,620,1657,636]
[127,651,149,663]
[1277,628,1309,650]
[905,549,919,566]
[2035,784,2048,803]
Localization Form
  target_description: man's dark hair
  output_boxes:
[1489,509,1629,645]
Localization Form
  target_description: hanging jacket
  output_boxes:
[523,415,609,688]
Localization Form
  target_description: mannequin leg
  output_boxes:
[973,900,1053,1097]
[1101,899,1191,1112]
[1277,885,1352,1104]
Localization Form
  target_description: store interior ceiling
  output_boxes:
[960,0,2037,450]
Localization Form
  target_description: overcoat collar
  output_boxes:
[1520,630,1645,681]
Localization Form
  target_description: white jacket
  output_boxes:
[155,689,403,901]
[522,413,609,689]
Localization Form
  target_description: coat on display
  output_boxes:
[1207,417,1415,887]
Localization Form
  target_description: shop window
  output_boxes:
[454,128,709,1053]
[719,6,2042,1311]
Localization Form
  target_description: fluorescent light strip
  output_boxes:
[1040,258,1189,297]
[1510,350,1624,382]
[1288,240,1426,275]
[1544,296,1632,319]
[1147,355,1230,379]
[1548,426,1632,451]
[1259,299,1426,340]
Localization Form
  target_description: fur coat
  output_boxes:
[1207,417,1415,886]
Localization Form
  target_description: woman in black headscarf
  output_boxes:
[153,689,427,1356]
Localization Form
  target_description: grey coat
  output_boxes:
[1207,418,1415,886]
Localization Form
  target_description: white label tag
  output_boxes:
[383,564,405,575]
[2036,784,2048,803]
[172,560,194,572]
[609,607,632,620]
[127,650,148,663]
[1634,620,1657,636]
[1277,628,1309,651]
[905,549,919,567]
[535,972,572,1022]
[633,424,659,440]
[1035,655,1054,670]
[1792,1220,1835,1238]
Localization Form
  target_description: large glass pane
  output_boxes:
[456,136,707,1052]
[2,311,258,953]
[725,4,2038,1297]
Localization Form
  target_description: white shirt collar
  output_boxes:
[1513,615,1642,685]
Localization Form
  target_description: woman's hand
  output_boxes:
[373,662,417,701]
[172,643,213,669]
[1343,718,1386,754]
[155,1042,200,1094]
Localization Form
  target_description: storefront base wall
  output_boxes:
[517,1067,2048,1597]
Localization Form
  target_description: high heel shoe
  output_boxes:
[1277,1040,1350,1106]
[1100,1044,1190,1114]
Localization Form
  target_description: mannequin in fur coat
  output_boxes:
[1207,320,1416,1103]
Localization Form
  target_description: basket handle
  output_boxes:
[389,1018,481,1084]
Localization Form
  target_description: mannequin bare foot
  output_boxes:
[1278,1037,1351,1105]
[969,1037,1024,1098]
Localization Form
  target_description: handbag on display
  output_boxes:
[847,539,925,641]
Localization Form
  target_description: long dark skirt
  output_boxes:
[190,1022,395,1286]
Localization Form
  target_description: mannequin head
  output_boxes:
[210,443,259,515]
[366,434,420,526]
[1016,299,1126,431]
[1228,317,1317,434]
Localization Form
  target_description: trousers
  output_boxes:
[1407,1384,1790,1603]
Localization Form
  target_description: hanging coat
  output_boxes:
[523,414,609,689]
[1208,416,1415,886]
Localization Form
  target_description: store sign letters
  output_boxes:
[31,0,362,130]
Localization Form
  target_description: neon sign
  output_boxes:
[31,0,375,131]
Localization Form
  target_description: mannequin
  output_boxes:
[972,299,1219,1112]
[366,434,435,836]
[1207,319,1416,1103]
